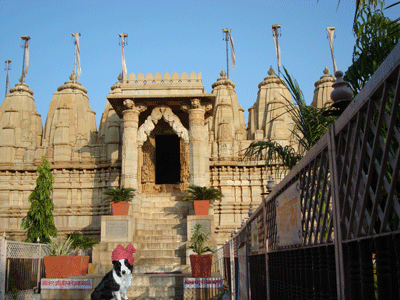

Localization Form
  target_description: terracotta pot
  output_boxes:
[111,201,130,215]
[44,256,89,278]
[193,200,209,215]
[190,254,213,277]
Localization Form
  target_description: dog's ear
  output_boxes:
[112,260,120,267]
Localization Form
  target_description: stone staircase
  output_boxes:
[93,192,191,299]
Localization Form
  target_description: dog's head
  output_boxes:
[112,259,133,277]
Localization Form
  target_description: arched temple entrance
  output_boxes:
[138,106,190,192]
[155,134,180,184]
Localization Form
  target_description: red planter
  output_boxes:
[44,256,89,278]
[193,200,209,215]
[111,201,130,215]
[190,254,213,277]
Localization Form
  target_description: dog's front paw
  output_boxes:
[122,295,128,300]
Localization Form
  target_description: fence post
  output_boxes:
[0,237,7,299]
[328,126,346,299]
[229,239,236,300]
[263,202,270,300]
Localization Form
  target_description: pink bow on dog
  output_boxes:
[112,243,136,265]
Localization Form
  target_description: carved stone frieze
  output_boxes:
[137,106,189,145]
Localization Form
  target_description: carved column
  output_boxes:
[121,100,139,189]
[188,99,209,186]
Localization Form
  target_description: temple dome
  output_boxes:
[209,69,246,160]
[0,82,42,164]
[311,66,336,108]
[42,72,97,162]
[247,66,293,144]
[98,100,122,162]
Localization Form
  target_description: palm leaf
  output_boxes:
[243,67,336,172]
[184,185,223,201]
[101,186,136,204]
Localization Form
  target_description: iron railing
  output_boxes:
[223,40,400,299]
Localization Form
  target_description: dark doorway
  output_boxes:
[155,135,181,184]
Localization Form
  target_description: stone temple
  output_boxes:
[0,65,335,272]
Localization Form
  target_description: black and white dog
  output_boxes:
[91,258,133,300]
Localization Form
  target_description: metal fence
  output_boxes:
[224,41,400,299]
[0,238,48,300]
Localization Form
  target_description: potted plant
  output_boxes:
[67,231,99,256]
[184,185,223,215]
[101,186,136,215]
[67,231,99,274]
[43,236,75,278]
[188,224,214,277]
[43,234,97,278]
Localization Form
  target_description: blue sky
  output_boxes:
[1,0,398,128]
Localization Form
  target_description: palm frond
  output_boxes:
[184,185,223,201]
[101,186,136,204]
[243,67,336,171]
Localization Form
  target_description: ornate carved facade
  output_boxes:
[0,67,335,245]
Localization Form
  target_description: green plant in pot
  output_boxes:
[184,185,223,215]
[43,234,96,278]
[101,186,136,215]
[188,223,214,277]
[66,232,99,256]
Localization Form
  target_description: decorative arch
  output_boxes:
[137,106,189,145]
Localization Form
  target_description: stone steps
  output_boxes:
[135,222,185,230]
[136,242,184,250]
[135,257,183,266]
[139,212,186,219]
[132,235,186,243]
[136,217,183,224]
[127,274,184,299]
[139,206,186,214]
[94,192,191,298]
[133,264,186,274]
[135,229,186,236]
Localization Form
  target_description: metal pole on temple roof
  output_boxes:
[4,60,11,97]
[20,36,30,84]
[272,25,281,77]
[71,33,81,81]
[222,29,230,78]
[119,33,128,81]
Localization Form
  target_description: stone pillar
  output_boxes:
[188,99,208,186]
[121,100,139,189]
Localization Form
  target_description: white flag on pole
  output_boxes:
[229,29,236,68]
[326,27,337,74]
[23,39,29,79]
[72,33,82,78]
[272,27,281,72]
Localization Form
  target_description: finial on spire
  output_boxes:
[220,69,226,78]
[268,65,275,76]
[69,70,77,81]
[118,72,123,82]
[323,66,330,75]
